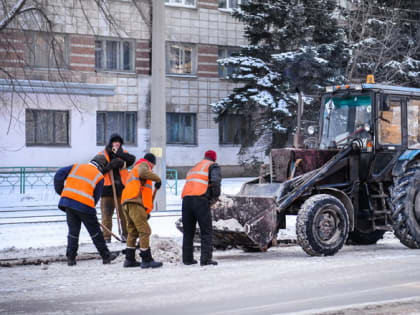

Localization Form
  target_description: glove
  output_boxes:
[108,158,124,170]
[155,181,162,189]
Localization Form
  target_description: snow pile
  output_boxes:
[150,235,181,264]
[213,218,244,232]
[211,195,235,209]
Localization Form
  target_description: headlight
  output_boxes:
[307,125,316,135]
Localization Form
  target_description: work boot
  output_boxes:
[140,248,163,269]
[123,248,141,268]
[67,257,76,266]
[200,260,218,266]
[101,250,118,264]
[183,259,198,266]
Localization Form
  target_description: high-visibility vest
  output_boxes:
[98,149,129,186]
[121,161,154,213]
[61,164,104,208]
[182,159,215,198]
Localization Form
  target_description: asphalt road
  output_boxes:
[1,236,420,315]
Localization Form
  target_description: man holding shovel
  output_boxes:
[99,134,135,242]
[121,153,163,268]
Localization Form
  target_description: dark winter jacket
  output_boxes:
[102,134,136,197]
[54,164,104,215]
[204,158,221,202]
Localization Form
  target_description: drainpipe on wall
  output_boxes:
[150,0,167,210]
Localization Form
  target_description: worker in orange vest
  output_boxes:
[54,155,117,266]
[181,150,221,266]
[121,153,163,268]
[98,134,135,242]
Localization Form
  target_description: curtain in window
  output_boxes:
[106,41,118,70]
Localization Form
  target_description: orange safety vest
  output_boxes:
[181,159,215,198]
[121,160,154,213]
[61,164,104,208]
[98,149,129,186]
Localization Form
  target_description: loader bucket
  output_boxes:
[176,182,284,250]
[211,194,279,250]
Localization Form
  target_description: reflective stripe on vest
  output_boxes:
[98,149,129,186]
[66,165,103,189]
[61,164,103,208]
[181,159,214,198]
[121,164,154,213]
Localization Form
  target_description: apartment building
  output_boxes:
[0,0,256,176]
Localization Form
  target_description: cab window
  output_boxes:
[378,98,402,145]
[408,99,420,149]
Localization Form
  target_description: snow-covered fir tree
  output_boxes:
[346,0,420,86]
[212,0,350,151]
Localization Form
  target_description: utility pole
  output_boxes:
[150,0,166,210]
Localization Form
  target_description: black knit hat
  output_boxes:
[108,133,124,146]
[144,153,156,165]
[91,154,108,170]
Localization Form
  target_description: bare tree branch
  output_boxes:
[0,0,27,31]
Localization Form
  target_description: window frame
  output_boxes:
[218,114,246,145]
[165,0,196,8]
[166,42,197,76]
[407,98,420,149]
[377,95,403,147]
[166,112,197,145]
[25,109,70,146]
[218,0,248,10]
[26,32,69,69]
[95,38,135,72]
[218,46,240,79]
[96,111,137,146]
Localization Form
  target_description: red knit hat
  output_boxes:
[204,150,217,161]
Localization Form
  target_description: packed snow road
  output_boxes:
[2,235,420,315]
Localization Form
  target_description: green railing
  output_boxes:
[0,166,178,195]
[166,168,178,195]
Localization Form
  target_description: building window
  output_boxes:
[218,47,239,78]
[219,0,248,10]
[219,114,246,145]
[95,39,134,71]
[166,42,196,75]
[167,113,197,144]
[165,0,196,7]
[96,111,137,145]
[26,32,68,68]
[25,110,69,146]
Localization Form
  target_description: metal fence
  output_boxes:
[0,166,178,195]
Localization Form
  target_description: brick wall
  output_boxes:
[197,44,219,78]
[69,35,95,72]
[136,40,151,75]
[0,30,25,69]
[198,0,219,10]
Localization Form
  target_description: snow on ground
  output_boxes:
[0,177,254,252]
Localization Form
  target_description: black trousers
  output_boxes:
[182,196,212,263]
[65,207,108,259]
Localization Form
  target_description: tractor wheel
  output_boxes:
[296,194,349,256]
[347,228,385,245]
[391,161,420,248]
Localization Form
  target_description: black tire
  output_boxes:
[296,194,349,256]
[347,229,385,245]
[391,161,420,248]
